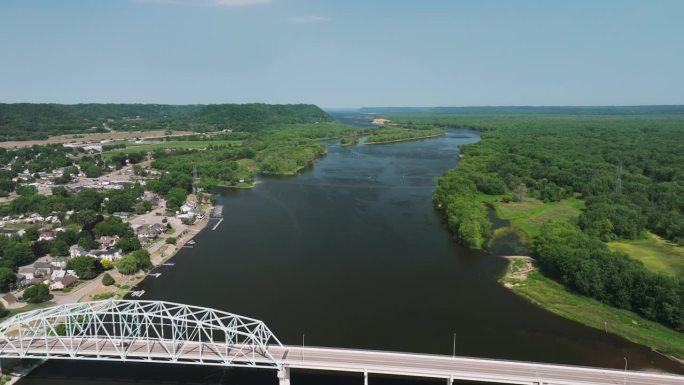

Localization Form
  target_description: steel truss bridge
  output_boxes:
[0,300,681,385]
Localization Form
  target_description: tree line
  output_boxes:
[0,103,333,140]
[427,114,684,331]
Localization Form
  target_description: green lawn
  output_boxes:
[608,233,684,276]
[1,300,56,321]
[493,197,585,238]
[502,266,684,359]
[104,140,243,155]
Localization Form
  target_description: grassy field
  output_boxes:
[493,197,585,238]
[104,140,243,155]
[608,233,684,276]
[501,262,684,359]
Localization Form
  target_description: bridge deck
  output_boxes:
[1,339,682,385]
[276,346,683,385]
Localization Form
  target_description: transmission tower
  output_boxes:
[192,165,200,196]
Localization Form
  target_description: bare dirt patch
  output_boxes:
[0,130,196,149]
[501,256,535,288]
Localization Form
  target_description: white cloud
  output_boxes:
[134,0,271,7]
[288,15,330,23]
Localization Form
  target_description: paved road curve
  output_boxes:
[1,338,682,385]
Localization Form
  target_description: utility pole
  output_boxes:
[302,333,305,361]
[452,333,456,357]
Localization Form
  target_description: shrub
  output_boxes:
[116,256,138,275]
[102,273,115,286]
[100,259,115,270]
[165,237,177,245]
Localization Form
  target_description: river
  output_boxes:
[19,128,683,384]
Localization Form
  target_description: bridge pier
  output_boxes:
[364,370,368,385]
[278,367,290,385]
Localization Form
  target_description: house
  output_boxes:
[136,224,165,243]
[50,275,78,291]
[69,245,86,258]
[87,248,123,261]
[180,201,198,213]
[150,223,166,234]
[38,230,55,241]
[17,266,35,281]
[51,269,66,280]
[0,293,17,308]
[33,261,53,277]
[27,277,47,286]
[113,212,131,219]
[136,228,155,243]
[99,235,120,249]
[51,258,68,270]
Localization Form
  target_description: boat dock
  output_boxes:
[130,290,145,297]
[212,218,224,230]
[211,205,223,218]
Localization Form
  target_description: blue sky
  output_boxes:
[0,0,682,107]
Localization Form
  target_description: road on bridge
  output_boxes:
[1,338,682,385]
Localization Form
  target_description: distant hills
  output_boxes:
[358,105,684,116]
[0,103,333,141]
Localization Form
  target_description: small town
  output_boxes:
[0,143,214,318]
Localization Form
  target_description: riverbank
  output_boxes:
[364,131,446,145]
[488,197,684,361]
[0,359,45,385]
[499,256,684,361]
[87,201,214,301]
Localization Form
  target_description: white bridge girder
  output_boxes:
[1,300,683,385]
[0,300,283,369]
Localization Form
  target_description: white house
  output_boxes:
[69,245,86,258]
[180,201,198,213]
[51,269,66,280]
[87,248,123,262]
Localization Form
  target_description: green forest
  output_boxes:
[111,123,365,190]
[0,103,332,140]
[365,127,445,144]
[424,113,684,332]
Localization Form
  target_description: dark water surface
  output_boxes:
[20,130,683,384]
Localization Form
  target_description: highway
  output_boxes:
[0,338,682,385]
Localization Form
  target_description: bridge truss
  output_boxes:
[0,300,283,368]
